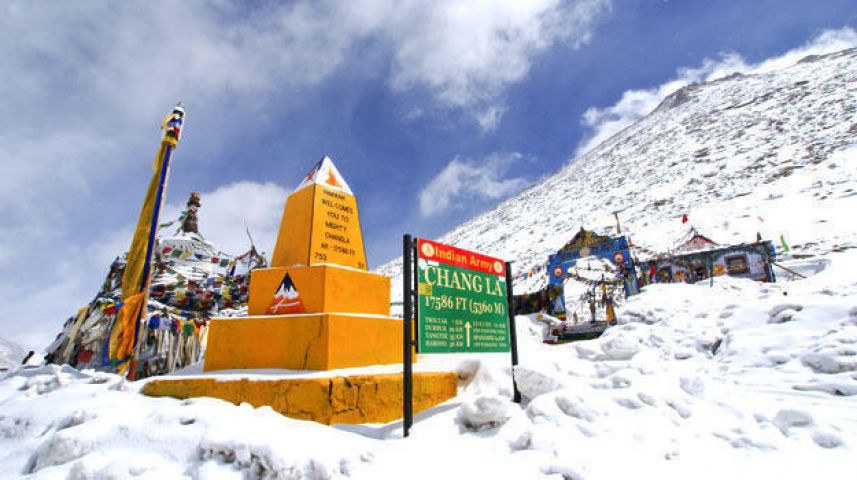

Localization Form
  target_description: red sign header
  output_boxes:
[417,238,506,277]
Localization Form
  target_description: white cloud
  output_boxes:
[576,26,857,156]
[750,27,857,74]
[0,0,611,233]
[0,0,611,347]
[0,2,364,220]
[0,225,135,350]
[475,106,508,132]
[419,152,530,217]
[192,182,289,259]
[386,0,611,130]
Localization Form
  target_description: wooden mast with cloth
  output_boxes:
[107,103,186,379]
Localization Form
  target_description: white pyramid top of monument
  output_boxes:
[294,156,353,195]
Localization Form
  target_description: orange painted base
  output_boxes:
[248,265,390,316]
[203,313,403,371]
[142,372,457,425]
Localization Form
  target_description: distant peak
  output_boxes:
[653,83,703,113]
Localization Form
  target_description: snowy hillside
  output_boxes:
[0,337,26,372]
[2,255,856,477]
[379,47,857,296]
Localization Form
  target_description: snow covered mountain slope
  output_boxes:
[0,337,26,371]
[379,47,857,296]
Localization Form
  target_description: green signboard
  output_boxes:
[416,238,510,353]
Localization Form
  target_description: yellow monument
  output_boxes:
[144,156,456,424]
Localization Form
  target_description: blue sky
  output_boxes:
[1,1,855,348]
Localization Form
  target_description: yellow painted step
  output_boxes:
[143,372,457,425]
[203,313,403,371]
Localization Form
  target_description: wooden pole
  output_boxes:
[772,262,807,279]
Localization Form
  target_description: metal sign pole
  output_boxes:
[413,238,420,356]
[403,234,414,437]
[505,261,521,404]
[709,253,714,288]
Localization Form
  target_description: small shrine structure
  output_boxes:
[642,228,776,284]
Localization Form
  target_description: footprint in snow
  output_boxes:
[768,303,804,324]
[772,409,813,434]
[812,431,843,448]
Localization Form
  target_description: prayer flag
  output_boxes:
[107,292,145,375]
[111,104,185,379]
[780,234,790,252]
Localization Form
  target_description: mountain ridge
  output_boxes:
[378,47,857,297]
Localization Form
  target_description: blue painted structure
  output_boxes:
[546,229,639,316]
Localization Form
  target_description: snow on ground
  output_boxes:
[2,251,856,479]
[0,337,27,372]
[0,366,377,479]
[509,252,857,479]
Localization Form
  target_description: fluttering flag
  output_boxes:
[606,301,616,325]
[780,234,790,252]
[681,214,688,224]
[107,292,146,375]
[111,103,185,378]
[60,306,90,364]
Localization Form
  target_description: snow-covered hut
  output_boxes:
[640,227,776,284]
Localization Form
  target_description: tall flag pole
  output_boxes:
[108,103,186,378]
